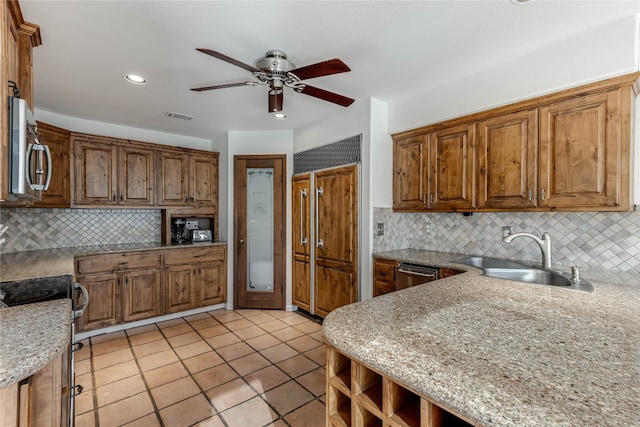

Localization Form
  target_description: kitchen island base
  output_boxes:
[327,346,474,427]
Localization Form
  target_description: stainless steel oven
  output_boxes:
[0,275,88,427]
[395,263,439,290]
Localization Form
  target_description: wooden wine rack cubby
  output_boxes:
[327,346,476,427]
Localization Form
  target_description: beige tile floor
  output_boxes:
[74,309,326,427]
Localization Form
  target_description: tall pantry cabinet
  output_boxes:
[292,164,359,317]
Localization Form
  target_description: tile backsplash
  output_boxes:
[0,208,161,253]
[373,208,640,275]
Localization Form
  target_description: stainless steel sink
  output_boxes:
[483,267,572,286]
[454,256,531,270]
[453,256,594,292]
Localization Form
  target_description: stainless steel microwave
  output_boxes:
[7,97,51,200]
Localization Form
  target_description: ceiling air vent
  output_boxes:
[164,111,194,121]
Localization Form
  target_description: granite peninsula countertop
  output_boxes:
[0,299,71,387]
[0,241,228,282]
[324,249,640,427]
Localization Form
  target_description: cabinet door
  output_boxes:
[292,174,311,311]
[73,137,118,205]
[314,165,358,317]
[197,262,226,307]
[33,122,71,208]
[122,268,162,322]
[164,265,196,313]
[190,155,218,207]
[429,123,476,210]
[477,109,538,209]
[540,89,625,208]
[157,150,189,206]
[393,134,428,210]
[119,145,155,206]
[77,273,120,331]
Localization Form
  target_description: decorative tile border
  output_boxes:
[0,208,161,253]
[373,208,640,274]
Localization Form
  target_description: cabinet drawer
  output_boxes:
[374,281,395,297]
[373,259,396,283]
[164,246,225,266]
[76,251,162,275]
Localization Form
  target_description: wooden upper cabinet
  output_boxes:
[393,134,428,210]
[119,145,155,206]
[73,136,118,205]
[478,109,538,209]
[33,122,71,207]
[429,123,476,210]
[190,155,218,207]
[73,135,155,206]
[157,150,189,206]
[157,149,219,207]
[539,89,629,209]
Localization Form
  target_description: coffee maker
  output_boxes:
[171,218,187,243]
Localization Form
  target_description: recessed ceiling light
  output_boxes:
[273,113,286,120]
[511,0,533,4]
[125,74,147,84]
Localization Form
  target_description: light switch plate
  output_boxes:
[377,223,384,236]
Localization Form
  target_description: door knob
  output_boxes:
[239,238,245,244]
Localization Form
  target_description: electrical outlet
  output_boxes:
[377,223,384,236]
[426,223,432,234]
[502,226,512,238]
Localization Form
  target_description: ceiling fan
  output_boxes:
[190,48,355,113]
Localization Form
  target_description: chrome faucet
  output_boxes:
[502,231,553,270]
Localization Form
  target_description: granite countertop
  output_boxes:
[0,241,228,282]
[324,249,640,427]
[0,299,71,388]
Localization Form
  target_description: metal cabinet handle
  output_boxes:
[528,188,533,201]
[71,384,83,397]
[120,194,124,202]
[541,188,545,201]
[239,238,244,244]
[300,189,308,246]
[72,342,84,352]
[429,194,434,205]
[316,187,324,248]
[112,194,116,202]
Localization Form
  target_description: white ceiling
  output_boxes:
[20,0,640,141]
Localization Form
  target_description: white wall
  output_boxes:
[35,109,213,150]
[212,133,229,240]
[224,130,294,310]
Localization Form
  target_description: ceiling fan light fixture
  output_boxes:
[125,74,147,84]
[269,89,284,113]
[273,113,287,120]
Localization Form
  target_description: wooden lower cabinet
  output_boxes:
[0,350,69,427]
[326,346,474,427]
[77,273,120,331]
[122,269,162,322]
[76,245,227,332]
[373,258,397,297]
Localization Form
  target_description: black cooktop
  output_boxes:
[0,275,73,307]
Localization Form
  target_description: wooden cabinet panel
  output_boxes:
[198,262,226,307]
[119,145,155,206]
[292,174,311,311]
[439,268,462,279]
[393,134,428,210]
[373,258,397,297]
[157,151,189,206]
[164,265,196,313]
[478,109,538,209]
[429,123,476,210]
[190,156,218,207]
[164,246,224,266]
[73,137,118,205]
[122,268,162,322]
[76,251,161,275]
[314,165,358,317]
[77,273,120,331]
[33,122,71,207]
[539,89,627,208]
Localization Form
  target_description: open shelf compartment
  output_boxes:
[329,386,352,427]
[386,382,421,427]
[327,347,352,392]
[354,363,384,415]
[421,400,474,427]
[354,403,384,427]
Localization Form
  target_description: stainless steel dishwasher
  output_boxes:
[395,262,439,290]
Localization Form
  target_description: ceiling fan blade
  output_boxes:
[190,81,256,92]
[297,85,355,107]
[289,58,350,80]
[268,90,284,113]
[196,48,261,73]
